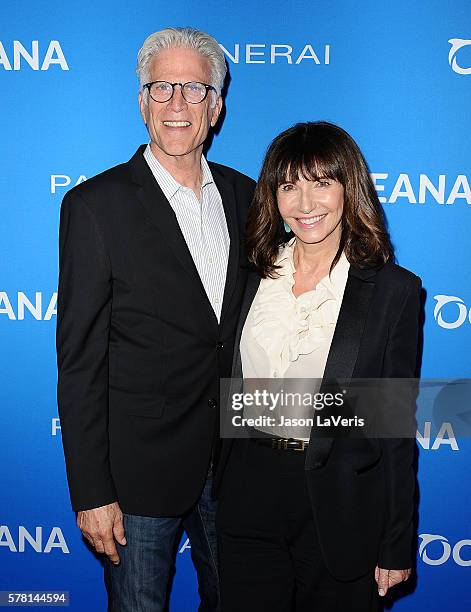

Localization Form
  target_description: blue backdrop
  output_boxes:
[0,0,470,609]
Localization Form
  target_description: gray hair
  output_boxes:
[136,27,227,106]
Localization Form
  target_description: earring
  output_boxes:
[284,221,292,233]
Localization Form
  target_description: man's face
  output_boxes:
[139,47,222,161]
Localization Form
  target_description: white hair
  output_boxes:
[136,27,227,106]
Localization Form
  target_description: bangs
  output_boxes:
[272,133,344,188]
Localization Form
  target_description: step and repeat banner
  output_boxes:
[0,0,470,609]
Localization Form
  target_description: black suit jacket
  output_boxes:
[56,145,255,516]
[214,261,422,581]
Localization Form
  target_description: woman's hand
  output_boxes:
[375,566,411,596]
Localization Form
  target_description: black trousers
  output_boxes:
[216,438,380,612]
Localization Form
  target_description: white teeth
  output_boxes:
[163,121,191,127]
[298,214,326,224]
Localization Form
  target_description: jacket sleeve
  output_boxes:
[378,275,422,569]
[56,189,117,511]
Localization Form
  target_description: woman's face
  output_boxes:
[277,175,344,247]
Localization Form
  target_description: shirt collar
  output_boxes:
[143,144,214,200]
[276,238,350,301]
[200,155,214,189]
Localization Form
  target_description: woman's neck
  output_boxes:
[293,238,340,276]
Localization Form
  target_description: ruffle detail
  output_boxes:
[250,241,340,378]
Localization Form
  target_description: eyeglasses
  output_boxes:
[143,81,216,104]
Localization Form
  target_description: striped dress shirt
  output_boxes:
[143,145,230,322]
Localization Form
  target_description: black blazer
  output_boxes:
[56,145,255,516]
[214,261,422,581]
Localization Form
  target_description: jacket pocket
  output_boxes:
[109,350,162,394]
[354,451,383,476]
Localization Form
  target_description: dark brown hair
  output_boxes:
[246,121,394,277]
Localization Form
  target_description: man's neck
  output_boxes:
[149,143,203,196]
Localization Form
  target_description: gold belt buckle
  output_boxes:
[272,438,288,450]
[272,438,306,451]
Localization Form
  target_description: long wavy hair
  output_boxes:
[246,121,394,278]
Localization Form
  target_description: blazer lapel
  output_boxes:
[231,271,261,378]
[130,147,218,326]
[211,165,240,327]
[305,265,377,470]
[220,271,260,446]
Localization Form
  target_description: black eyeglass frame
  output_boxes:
[143,80,216,104]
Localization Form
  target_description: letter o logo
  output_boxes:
[419,534,451,565]
[453,539,471,567]
[433,295,468,329]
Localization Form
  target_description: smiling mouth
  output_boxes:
[162,121,191,127]
[296,214,327,226]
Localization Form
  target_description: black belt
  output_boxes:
[252,437,309,452]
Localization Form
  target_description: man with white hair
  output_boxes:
[57,27,255,610]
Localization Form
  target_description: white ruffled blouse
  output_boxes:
[241,239,350,381]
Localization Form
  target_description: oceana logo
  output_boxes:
[448,38,471,75]
[0,526,69,554]
[416,421,459,451]
[434,295,471,329]
[0,40,69,71]
[0,292,57,320]
[371,173,470,205]
[419,534,471,566]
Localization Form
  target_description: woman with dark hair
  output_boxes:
[215,122,421,611]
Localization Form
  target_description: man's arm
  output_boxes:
[57,190,127,563]
[56,189,116,510]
